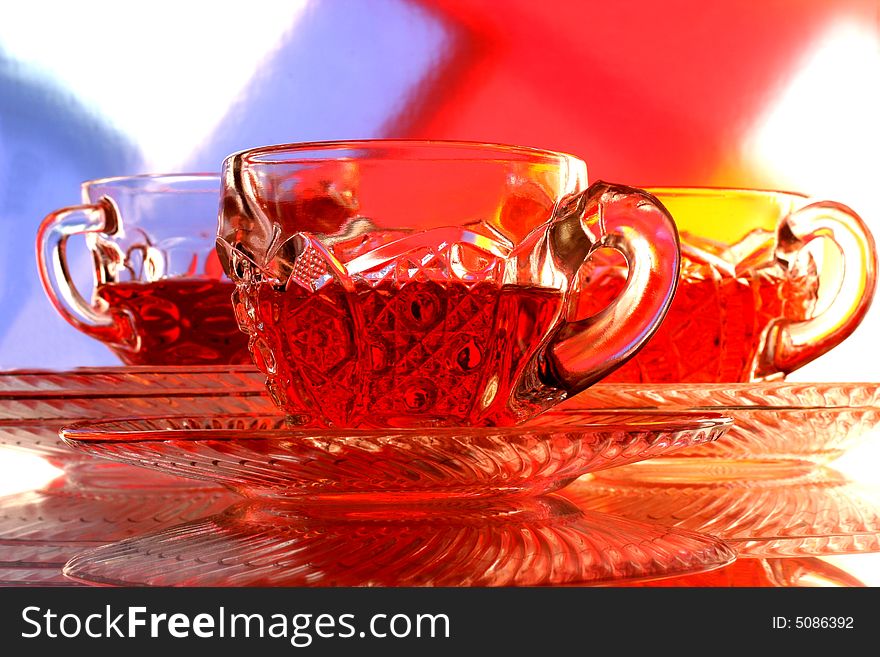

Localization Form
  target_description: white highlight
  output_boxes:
[0,450,62,496]
[749,22,880,200]
[0,0,310,171]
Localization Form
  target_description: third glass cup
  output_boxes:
[581,188,876,382]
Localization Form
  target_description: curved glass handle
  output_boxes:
[35,199,122,340]
[543,181,680,391]
[764,201,877,376]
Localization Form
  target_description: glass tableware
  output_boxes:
[60,411,730,500]
[217,140,680,427]
[0,365,264,398]
[563,460,880,556]
[624,557,866,587]
[0,366,269,463]
[569,382,880,463]
[62,496,735,587]
[580,188,876,382]
[0,468,235,567]
[0,566,82,587]
[36,174,250,365]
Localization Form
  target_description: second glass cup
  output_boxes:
[217,140,681,428]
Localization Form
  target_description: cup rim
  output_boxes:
[82,172,220,192]
[645,185,810,201]
[225,138,585,167]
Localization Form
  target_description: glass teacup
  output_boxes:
[581,188,876,382]
[36,174,250,365]
[217,140,681,427]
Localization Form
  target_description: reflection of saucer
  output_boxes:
[63,496,735,587]
[0,367,271,463]
[0,566,83,587]
[562,460,880,556]
[0,466,237,569]
[567,382,880,462]
[623,557,865,587]
[60,411,731,500]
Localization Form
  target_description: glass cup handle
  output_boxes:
[764,201,877,376]
[542,181,681,392]
[36,199,121,338]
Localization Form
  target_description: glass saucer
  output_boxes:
[621,557,866,587]
[562,460,880,556]
[62,496,735,587]
[60,411,731,500]
[0,365,263,396]
[568,382,880,463]
[0,463,238,567]
[0,566,84,587]
[0,366,270,463]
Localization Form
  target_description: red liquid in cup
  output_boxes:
[579,256,820,382]
[96,279,251,366]
[240,280,565,427]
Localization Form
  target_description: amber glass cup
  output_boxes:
[217,140,681,428]
[583,188,876,382]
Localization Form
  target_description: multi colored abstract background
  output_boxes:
[0,0,879,585]
[1,0,877,380]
